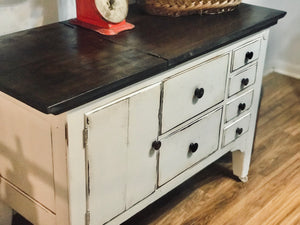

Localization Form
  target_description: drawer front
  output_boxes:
[223,113,251,147]
[225,90,254,122]
[232,40,261,71]
[161,54,228,133]
[159,108,222,186]
[228,64,257,97]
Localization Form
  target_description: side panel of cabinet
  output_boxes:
[86,100,128,225]
[0,93,55,212]
[126,84,160,208]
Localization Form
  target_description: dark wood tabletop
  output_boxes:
[0,4,286,114]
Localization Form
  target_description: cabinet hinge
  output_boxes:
[83,127,88,149]
[85,211,91,225]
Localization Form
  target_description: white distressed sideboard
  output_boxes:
[0,4,285,225]
[67,30,268,225]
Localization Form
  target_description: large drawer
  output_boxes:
[158,108,222,186]
[161,54,228,133]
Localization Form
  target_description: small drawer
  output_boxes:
[223,113,251,147]
[225,90,254,122]
[232,40,261,71]
[161,54,228,133]
[228,64,256,97]
[159,108,222,186]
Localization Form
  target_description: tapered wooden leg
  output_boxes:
[0,201,12,225]
[232,149,252,182]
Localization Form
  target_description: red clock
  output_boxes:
[71,0,134,35]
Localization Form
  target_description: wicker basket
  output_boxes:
[138,0,242,17]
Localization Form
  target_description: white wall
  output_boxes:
[0,0,75,36]
[244,0,300,78]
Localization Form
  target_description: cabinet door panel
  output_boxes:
[126,85,160,208]
[86,100,128,225]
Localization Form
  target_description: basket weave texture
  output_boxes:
[138,0,242,17]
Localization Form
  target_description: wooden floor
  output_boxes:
[14,73,300,225]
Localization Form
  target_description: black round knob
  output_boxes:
[245,51,254,61]
[189,143,199,153]
[236,128,243,135]
[194,88,204,99]
[241,78,249,86]
[152,141,161,150]
[238,103,246,111]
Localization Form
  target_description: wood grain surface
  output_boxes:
[120,73,300,225]
[107,4,286,66]
[0,23,167,114]
[0,4,285,114]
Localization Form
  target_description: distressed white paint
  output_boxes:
[159,108,222,186]
[85,84,160,224]
[0,92,69,225]
[86,100,128,225]
[228,63,257,97]
[0,92,55,212]
[232,39,261,71]
[225,89,254,122]
[223,113,251,146]
[126,85,160,208]
[161,54,228,133]
[231,30,270,180]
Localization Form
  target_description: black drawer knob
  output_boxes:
[152,141,161,150]
[241,78,249,86]
[245,51,254,62]
[189,143,199,153]
[236,128,243,135]
[194,88,204,99]
[238,103,246,111]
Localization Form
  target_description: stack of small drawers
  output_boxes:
[223,39,261,146]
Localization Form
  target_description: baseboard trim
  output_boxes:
[272,60,300,79]
[273,69,300,79]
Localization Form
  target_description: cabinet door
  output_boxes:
[126,85,160,208]
[86,99,128,225]
[85,84,160,224]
